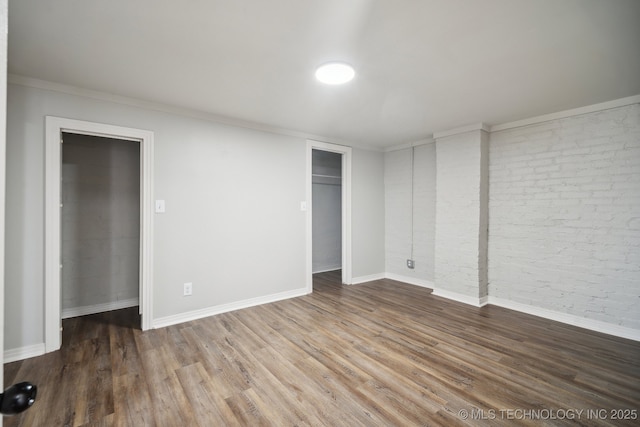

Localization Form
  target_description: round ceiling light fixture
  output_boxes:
[315,62,355,85]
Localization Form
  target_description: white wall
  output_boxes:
[384,144,436,283]
[352,148,386,280]
[312,184,341,272]
[61,133,140,314]
[5,83,306,350]
[489,103,640,330]
[4,81,386,354]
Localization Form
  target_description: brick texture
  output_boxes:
[489,104,640,329]
[435,130,488,298]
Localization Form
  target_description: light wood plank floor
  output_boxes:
[4,271,640,426]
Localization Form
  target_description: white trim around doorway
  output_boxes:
[44,116,154,353]
[306,140,352,292]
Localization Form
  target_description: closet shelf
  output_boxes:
[312,173,342,186]
[312,173,341,179]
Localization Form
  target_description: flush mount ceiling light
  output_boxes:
[315,62,355,85]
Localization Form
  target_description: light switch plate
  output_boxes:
[155,200,166,213]
[183,282,192,296]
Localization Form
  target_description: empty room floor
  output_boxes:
[4,271,640,426]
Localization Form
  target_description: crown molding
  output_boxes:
[8,74,383,152]
[491,94,640,132]
[417,95,640,143]
[384,137,435,152]
[11,75,637,152]
[433,123,490,140]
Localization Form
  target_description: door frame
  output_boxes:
[306,140,352,291]
[44,116,154,352]
[0,0,7,416]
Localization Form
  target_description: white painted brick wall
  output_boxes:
[489,104,640,329]
[384,144,436,281]
[435,131,488,298]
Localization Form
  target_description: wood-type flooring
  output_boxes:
[4,271,640,426]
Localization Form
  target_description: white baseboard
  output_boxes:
[431,288,488,307]
[382,274,639,341]
[351,272,386,284]
[384,272,434,289]
[153,287,309,329]
[4,343,46,363]
[5,299,139,363]
[488,296,640,342]
[312,266,342,274]
[62,297,139,319]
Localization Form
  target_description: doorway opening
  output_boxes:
[61,133,140,321]
[312,149,342,275]
[306,140,352,292]
[45,117,154,353]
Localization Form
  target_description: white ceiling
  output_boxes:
[8,0,640,149]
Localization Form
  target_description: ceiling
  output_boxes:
[8,0,640,149]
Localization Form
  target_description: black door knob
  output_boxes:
[0,382,37,415]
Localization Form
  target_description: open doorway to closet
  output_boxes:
[45,117,154,353]
[312,149,342,275]
[306,140,352,292]
[61,133,140,320]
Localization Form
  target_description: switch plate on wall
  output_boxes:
[155,200,166,213]
[183,282,193,296]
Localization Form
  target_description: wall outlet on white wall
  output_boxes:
[183,282,193,296]
[407,259,415,269]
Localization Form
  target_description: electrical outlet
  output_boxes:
[407,259,415,269]
[183,282,193,296]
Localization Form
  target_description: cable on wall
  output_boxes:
[410,145,415,261]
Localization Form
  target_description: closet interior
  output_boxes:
[311,149,342,274]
